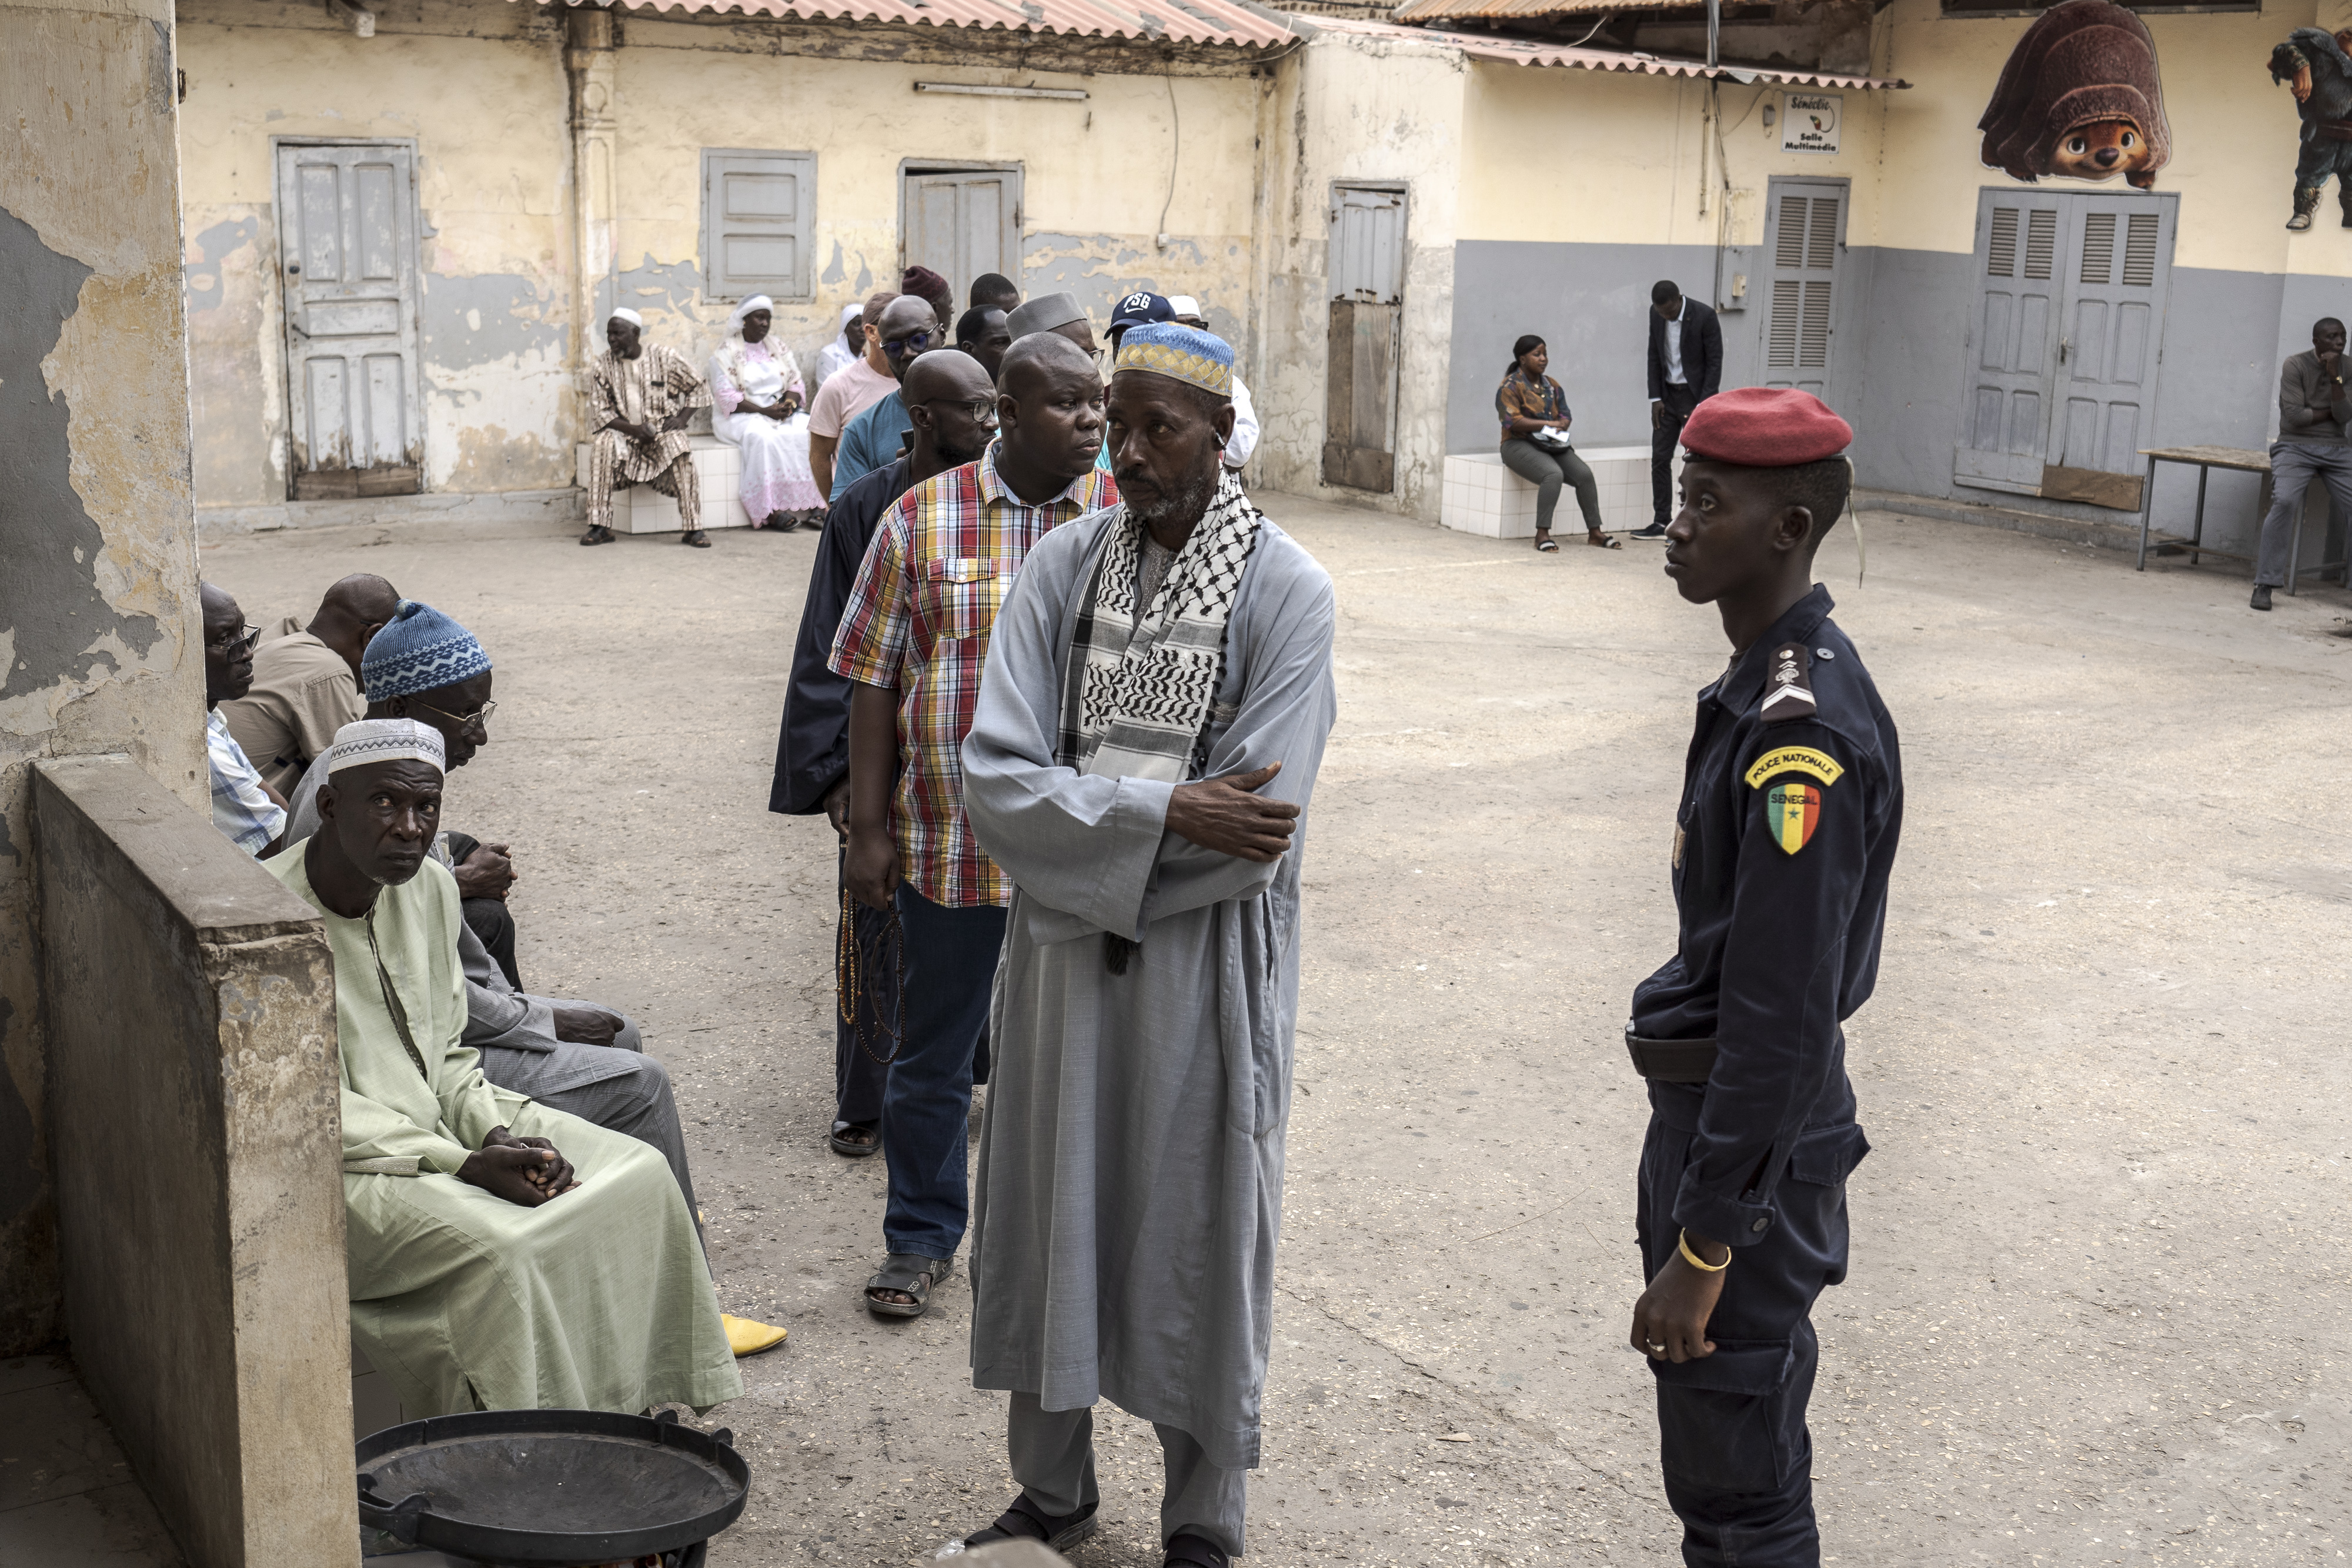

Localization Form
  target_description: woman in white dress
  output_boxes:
[709,295,821,529]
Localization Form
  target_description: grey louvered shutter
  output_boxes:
[702,150,815,302]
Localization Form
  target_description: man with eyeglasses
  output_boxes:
[770,349,1003,1162]
[273,606,791,1353]
[828,295,946,503]
[201,581,289,858]
[830,332,1116,1320]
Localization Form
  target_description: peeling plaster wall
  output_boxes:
[176,0,573,504]
[175,0,1268,510]
[1254,30,1465,521]
[607,20,1265,388]
[0,0,203,1353]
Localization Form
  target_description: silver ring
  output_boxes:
[1646,1341,1666,1355]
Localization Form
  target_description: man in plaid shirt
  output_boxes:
[830,333,1118,1318]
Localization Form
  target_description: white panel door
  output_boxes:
[275,141,423,499]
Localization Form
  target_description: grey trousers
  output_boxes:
[1008,1391,1247,1557]
[1499,438,1604,534]
[2256,440,2352,587]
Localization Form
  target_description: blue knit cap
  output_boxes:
[361,600,492,701]
[1112,322,1234,397]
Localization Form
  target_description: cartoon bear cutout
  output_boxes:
[1977,0,2171,190]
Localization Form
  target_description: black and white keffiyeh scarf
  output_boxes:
[1057,466,1264,784]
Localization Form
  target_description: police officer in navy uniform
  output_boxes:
[1623,387,1901,1566]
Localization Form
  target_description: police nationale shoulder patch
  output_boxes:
[1765,783,1820,855]
[1743,745,1845,790]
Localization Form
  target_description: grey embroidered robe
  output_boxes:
[959,506,1337,1470]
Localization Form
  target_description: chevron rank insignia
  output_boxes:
[1764,782,1821,855]
[1759,642,1816,724]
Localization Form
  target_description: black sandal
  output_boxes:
[1165,1531,1231,1568]
[962,1495,1100,1553]
[580,523,615,546]
[829,1121,878,1158]
[1586,530,1623,549]
[682,529,711,548]
[863,1253,949,1318]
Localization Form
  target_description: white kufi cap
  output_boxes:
[326,718,447,778]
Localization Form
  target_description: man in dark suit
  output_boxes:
[1634,280,1725,539]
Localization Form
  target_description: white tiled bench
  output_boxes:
[1441,445,1680,539]
[573,433,754,533]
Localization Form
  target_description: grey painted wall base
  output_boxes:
[1446,232,2350,559]
[197,486,584,538]
[1855,487,2164,556]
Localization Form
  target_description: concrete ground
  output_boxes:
[203,494,2352,1568]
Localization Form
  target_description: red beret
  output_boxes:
[1680,387,1853,466]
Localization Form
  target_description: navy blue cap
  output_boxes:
[1108,291,1174,331]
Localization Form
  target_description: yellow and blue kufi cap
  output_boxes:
[1112,322,1234,399]
[361,600,492,701]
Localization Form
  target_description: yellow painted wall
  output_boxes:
[1872,0,2326,272]
[1253,29,1468,515]
[173,0,1264,509]
[177,0,573,502]
[607,24,1264,382]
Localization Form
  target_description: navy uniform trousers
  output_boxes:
[1637,1082,1869,1566]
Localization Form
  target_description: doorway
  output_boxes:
[1324,183,1406,493]
[273,141,424,500]
[900,164,1023,310]
[1758,177,1848,405]
[1955,188,2176,505]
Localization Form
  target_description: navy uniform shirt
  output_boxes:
[1630,584,1902,1247]
[769,457,914,815]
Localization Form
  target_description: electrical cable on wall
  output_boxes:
[1158,75,1179,249]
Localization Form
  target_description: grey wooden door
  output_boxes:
[1955,189,2173,501]
[901,166,1021,311]
[275,141,423,500]
[1323,184,1406,494]
[1758,178,1846,402]
[2047,195,2174,485]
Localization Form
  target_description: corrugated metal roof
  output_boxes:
[1395,0,1700,18]
[1309,14,1906,88]
[557,0,1297,48]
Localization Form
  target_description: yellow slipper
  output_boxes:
[723,1313,787,1358]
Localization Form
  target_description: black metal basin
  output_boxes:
[356,1407,748,1566]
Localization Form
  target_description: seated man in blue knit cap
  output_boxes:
[282,603,787,1358]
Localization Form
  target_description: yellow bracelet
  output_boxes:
[1678,1230,1730,1273]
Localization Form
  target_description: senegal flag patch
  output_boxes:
[1765,783,1820,855]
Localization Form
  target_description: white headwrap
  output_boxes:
[608,307,644,329]
[326,718,446,778]
[725,295,776,337]
[1168,295,1203,319]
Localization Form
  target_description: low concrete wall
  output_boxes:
[32,755,358,1568]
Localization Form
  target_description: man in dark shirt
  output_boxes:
[771,350,1000,1156]
[1635,280,1725,540]
[1623,387,1900,1568]
[2251,316,2352,611]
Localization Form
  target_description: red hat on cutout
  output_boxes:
[1680,387,1853,466]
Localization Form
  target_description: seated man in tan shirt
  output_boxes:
[219,573,399,793]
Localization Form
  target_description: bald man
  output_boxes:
[830,295,946,502]
[219,573,399,794]
[773,351,1000,1160]
[831,333,1117,1318]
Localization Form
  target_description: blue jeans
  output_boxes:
[881,884,1007,1261]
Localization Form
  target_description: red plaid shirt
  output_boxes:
[828,442,1118,907]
